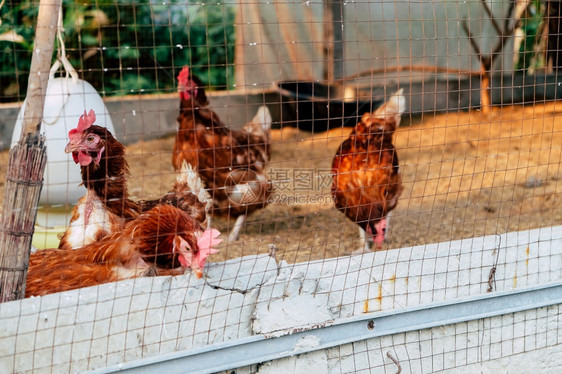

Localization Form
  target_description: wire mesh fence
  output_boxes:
[0,0,561,372]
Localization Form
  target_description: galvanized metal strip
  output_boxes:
[93,282,562,374]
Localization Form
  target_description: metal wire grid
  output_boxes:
[1,226,561,372]
[0,0,561,372]
[325,304,561,373]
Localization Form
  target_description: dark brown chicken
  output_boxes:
[332,89,405,253]
[173,66,272,242]
[59,110,211,250]
[26,204,221,297]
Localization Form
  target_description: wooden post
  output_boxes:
[0,0,62,302]
[322,1,333,81]
[331,0,344,81]
[323,0,344,82]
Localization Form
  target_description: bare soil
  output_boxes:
[1,103,561,264]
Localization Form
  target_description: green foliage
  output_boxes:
[0,0,235,102]
[0,2,37,101]
[514,0,544,72]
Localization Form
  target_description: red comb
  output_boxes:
[178,67,189,84]
[69,109,96,139]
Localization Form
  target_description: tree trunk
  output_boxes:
[547,1,562,69]
[480,65,491,115]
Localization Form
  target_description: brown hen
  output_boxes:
[173,67,272,242]
[26,204,221,297]
[59,110,211,250]
[332,89,405,253]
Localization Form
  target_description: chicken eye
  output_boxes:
[86,135,95,143]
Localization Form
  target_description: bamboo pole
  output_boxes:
[0,0,62,302]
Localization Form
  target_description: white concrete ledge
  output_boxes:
[0,226,561,373]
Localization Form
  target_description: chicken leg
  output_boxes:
[348,227,373,255]
[228,214,246,243]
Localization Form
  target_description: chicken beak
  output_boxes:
[65,140,90,154]
[64,142,77,154]
[64,142,81,164]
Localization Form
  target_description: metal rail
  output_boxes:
[94,282,562,374]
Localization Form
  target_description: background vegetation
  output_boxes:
[0,0,555,103]
[514,0,545,72]
[0,0,235,102]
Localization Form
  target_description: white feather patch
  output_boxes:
[64,191,122,249]
[179,161,212,212]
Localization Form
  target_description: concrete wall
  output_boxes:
[0,225,560,373]
[3,73,562,151]
[252,307,562,373]
[0,88,285,150]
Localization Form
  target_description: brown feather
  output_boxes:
[59,124,207,250]
[332,92,404,238]
[173,74,271,220]
[27,205,202,297]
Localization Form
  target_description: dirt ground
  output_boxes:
[1,103,561,264]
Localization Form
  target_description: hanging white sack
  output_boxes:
[10,54,116,209]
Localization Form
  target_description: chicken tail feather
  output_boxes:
[255,105,272,132]
[178,160,213,216]
[374,89,406,126]
[244,105,272,136]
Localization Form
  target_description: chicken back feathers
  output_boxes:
[26,205,220,297]
[173,66,272,219]
[332,89,405,246]
[138,162,212,227]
